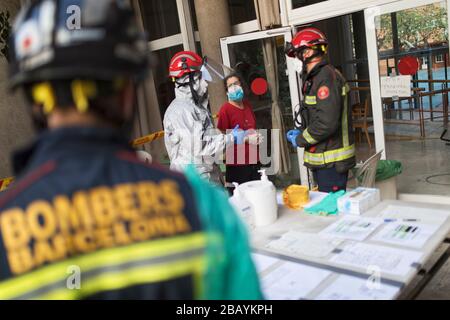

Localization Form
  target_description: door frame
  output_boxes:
[220,27,309,186]
[220,0,450,187]
[365,0,450,159]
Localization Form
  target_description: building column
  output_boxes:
[194,0,232,116]
[0,0,34,179]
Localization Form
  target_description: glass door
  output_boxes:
[366,0,450,196]
[220,27,309,187]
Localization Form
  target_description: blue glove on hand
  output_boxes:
[286,129,301,148]
[232,124,247,144]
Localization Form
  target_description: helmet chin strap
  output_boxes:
[188,73,202,106]
[175,73,207,107]
[301,50,324,66]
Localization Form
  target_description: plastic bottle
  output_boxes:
[229,182,254,229]
[238,169,278,227]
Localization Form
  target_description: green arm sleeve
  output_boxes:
[184,165,263,300]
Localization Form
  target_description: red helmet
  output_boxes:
[169,51,203,78]
[285,27,328,58]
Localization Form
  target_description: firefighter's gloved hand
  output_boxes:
[286,129,301,148]
[232,125,247,144]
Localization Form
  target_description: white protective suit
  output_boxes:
[163,76,233,185]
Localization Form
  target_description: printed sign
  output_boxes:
[380,76,411,98]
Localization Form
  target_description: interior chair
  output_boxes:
[353,149,383,188]
[352,93,374,149]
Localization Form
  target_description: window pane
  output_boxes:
[228,0,257,25]
[153,45,184,117]
[195,41,202,56]
[292,0,328,9]
[188,0,199,31]
[373,1,450,196]
[139,0,181,41]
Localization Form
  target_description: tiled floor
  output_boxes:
[355,121,450,196]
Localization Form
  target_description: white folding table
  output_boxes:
[249,193,450,300]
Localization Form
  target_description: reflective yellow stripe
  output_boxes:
[0,177,14,191]
[305,95,317,105]
[303,128,318,145]
[0,232,208,300]
[324,144,355,162]
[304,152,326,165]
[36,256,207,300]
[304,144,355,165]
[341,84,350,147]
[342,84,350,96]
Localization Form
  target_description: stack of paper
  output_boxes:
[330,242,423,276]
[372,222,440,249]
[315,274,400,300]
[260,261,332,300]
[266,231,343,258]
[319,216,383,241]
[251,253,280,273]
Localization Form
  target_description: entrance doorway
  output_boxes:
[366,0,450,195]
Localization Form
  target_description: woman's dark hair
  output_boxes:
[223,73,245,92]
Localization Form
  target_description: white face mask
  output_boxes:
[292,58,304,74]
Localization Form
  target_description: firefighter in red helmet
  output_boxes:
[163,51,260,185]
[285,27,356,192]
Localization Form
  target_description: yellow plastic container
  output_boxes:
[282,184,310,210]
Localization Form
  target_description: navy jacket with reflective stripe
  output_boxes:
[0,127,204,299]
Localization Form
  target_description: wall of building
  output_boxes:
[0,0,34,179]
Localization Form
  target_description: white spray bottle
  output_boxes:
[229,182,255,229]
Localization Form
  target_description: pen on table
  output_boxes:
[384,218,420,223]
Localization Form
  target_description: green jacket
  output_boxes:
[184,165,263,299]
[296,60,356,173]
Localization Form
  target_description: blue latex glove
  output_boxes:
[232,125,246,144]
[286,129,301,148]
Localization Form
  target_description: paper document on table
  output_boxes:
[315,274,400,300]
[260,261,332,300]
[319,216,383,241]
[266,231,343,258]
[372,222,440,249]
[330,242,422,276]
[251,253,280,273]
[381,205,449,225]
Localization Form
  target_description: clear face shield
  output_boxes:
[200,56,234,84]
